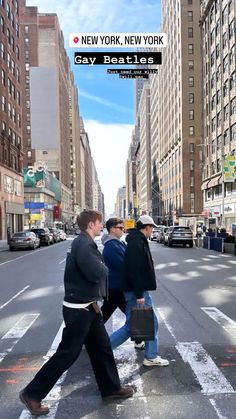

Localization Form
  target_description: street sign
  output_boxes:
[223,155,235,182]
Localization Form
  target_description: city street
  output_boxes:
[0,237,236,418]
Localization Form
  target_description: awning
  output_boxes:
[201,180,210,190]
[207,175,222,188]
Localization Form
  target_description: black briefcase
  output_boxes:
[130,306,155,341]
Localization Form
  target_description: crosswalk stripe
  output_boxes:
[176,342,235,394]
[19,322,64,419]
[201,307,236,337]
[0,314,39,364]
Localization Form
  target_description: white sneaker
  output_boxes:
[143,356,169,367]
[134,341,145,349]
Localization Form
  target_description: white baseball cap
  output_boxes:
[137,215,158,227]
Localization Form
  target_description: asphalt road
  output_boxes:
[0,237,236,418]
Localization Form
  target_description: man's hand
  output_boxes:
[136,298,145,305]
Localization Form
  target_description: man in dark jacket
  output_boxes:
[19,210,134,416]
[101,217,127,321]
[109,215,169,367]
[101,217,143,349]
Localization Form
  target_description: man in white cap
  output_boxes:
[109,215,169,367]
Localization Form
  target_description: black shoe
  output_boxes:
[19,390,49,416]
[103,386,135,400]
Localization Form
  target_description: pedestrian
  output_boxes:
[101,217,144,349]
[109,215,169,367]
[19,210,134,416]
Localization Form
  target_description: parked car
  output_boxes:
[29,228,52,246]
[9,231,40,251]
[151,225,164,241]
[156,226,169,243]
[58,229,67,241]
[164,226,193,247]
[49,228,61,243]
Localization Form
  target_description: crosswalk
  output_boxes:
[0,305,236,418]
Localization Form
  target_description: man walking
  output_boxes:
[101,217,144,349]
[19,210,134,416]
[109,215,169,367]
[101,217,127,321]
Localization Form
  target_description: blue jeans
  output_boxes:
[109,291,159,359]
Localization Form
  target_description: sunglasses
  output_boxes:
[113,226,124,230]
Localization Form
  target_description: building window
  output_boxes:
[25,63,29,72]
[15,22,19,37]
[1,68,5,85]
[211,51,215,67]
[0,15,4,33]
[211,94,216,110]
[216,44,220,59]
[230,71,235,90]
[24,26,29,34]
[216,64,221,82]
[222,6,227,26]
[190,160,194,171]
[0,42,5,59]
[216,89,221,104]
[27,151,32,159]
[188,0,192,4]
[223,55,228,72]
[229,44,235,65]
[189,93,194,104]
[215,19,220,37]
[189,143,194,153]
[224,129,229,145]
[224,104,229,120]
[216,159,221,172]
[217,135,221,150]
[189,110,194,120]
[223,80,228,97]
[189,76,194,87]
[212,116,216,132]
[230,97,236,115]
[217,111,221,127]
[229,20,235,39]
[25,50,29,60]
[188,60,194,70]
[188,27,193,38]
[188,44,194,54]
[16,90,20,105]
[230,123,236,141]
[189,126,194,136]
[223,32,227,48]
[212,139,216,153]
[6,2,10,20]
[1,95,6,111]
[187,11,193,21]
[211,73,215,88]
[190,177,194,187]
[16,68,20,82]
[16,45,19,59]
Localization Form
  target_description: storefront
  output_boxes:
[0,167,24,239]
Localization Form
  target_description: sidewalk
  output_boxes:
[0,240,8,252]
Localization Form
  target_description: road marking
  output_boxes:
[19,322,64,419]
[209,398,228,419]
[112,311,150,415]
[176,342,235,394]
[0,285,30,310]
[201,307,236,337]
[0,314,39,364]
[0,243,70,267]
[58,258,66,264]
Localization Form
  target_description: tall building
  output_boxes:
[136,83,151,215]
[125,126,139,219]
[115,186,126,218]
[156,0,203,225]
[19,5,74,227]
[0,0,24,239]
[200,0,236,232]
[69,71,81,217]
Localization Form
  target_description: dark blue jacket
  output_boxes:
[102,236,126,289]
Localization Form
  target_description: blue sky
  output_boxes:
[26,0,162,213]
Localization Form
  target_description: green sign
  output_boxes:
[223,155,235,183]
[24,168,62,201]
